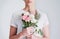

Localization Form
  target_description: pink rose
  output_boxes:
[25,16,31,22]
[22,15,31,22]
[22,15,27,20]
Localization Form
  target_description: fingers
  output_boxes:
[22,27,34,37]
[27,27,35,35]
[22,29,28,36]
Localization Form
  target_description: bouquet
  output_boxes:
[21,12,43,37]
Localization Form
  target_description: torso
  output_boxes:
[12,9,48,39]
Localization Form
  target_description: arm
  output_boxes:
[29,24,50,39]
[9,26,24,39]
[42,24,50,39]
[42,14,50,39]
[9,26,34,39]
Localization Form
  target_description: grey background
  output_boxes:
[0,0,60,39]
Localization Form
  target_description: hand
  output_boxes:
[22,29,28,36]
[27,27,35,35]
[22,27,34,36]
[31,35,42,39]
[18,29,30,39]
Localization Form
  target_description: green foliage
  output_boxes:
[22,20,37,28]
[22,12,43,37]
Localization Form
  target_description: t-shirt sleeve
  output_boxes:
[10,13,18,28]
[44,14,49,26]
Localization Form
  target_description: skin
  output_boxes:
[9,0,50,39]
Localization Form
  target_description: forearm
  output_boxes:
[36,37,49,39]
[42,37,49,39]
[9,35,19,39]
[9,32,24,39]
[42,36,49,39]
[34,36,49,39]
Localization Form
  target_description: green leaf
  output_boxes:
[35,11,40,20]
[39,29,43,36]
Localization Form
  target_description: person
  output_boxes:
[9,0,50,39]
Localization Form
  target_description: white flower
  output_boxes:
[30,14,35,18]
[33,27,43,37]
[33,32,43,37]
[29,14,37,23]
[35,27,39,31]
[31,19,37,23]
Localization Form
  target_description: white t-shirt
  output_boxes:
[10,9,49,38]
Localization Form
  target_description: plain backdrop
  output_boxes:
[0,0,60,39]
